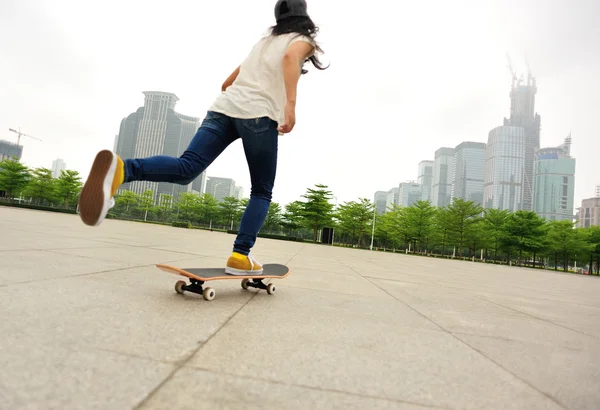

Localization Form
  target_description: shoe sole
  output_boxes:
[79,150,117,226]
[224,266,264,276]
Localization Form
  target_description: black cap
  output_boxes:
[274,0,309,21]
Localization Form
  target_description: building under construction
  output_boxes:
[0,140,23,161]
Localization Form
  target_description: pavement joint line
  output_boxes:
[451,333,568,409]
[0,261,190,289]
[132,283,261,409]
[449,331,589,352]
[336,257,568,410]
[476,296,600,341]
[183,366,452,410]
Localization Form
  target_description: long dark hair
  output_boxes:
[270,16,329,74]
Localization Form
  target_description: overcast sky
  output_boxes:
[1,0,599,208]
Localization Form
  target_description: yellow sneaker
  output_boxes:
[78,150,124,226]
[225,252,263,275]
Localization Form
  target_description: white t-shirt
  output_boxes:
[209,33,315,126]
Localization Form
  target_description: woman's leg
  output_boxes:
[225,116,279,275]
[79,111,237,226]
[124,111,236,184]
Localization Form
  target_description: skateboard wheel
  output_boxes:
[203,287,216,301]
[175,280,186,294]
[241,279,250,290]
[267,283,275,295]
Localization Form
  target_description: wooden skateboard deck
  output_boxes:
[156,263,290,301]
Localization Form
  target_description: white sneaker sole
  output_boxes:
[224,266,264,276]
[78,150,117,226]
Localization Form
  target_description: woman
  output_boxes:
[77,0,328,275]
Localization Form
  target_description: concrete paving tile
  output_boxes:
[373,278,530,315]
[456,334,600,410]
[409,305,598,352]
[186,289,560,409]
[0,328,174,410]
[142,367,432,410]
[0,272,252,362]
[282,268,390,297]
[0,250,128,285]
[47,245,200,265]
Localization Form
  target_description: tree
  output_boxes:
[219,196,242,228]
[54,170,82,208]
[155,193,173,222]
[176,193,201,222]
[23,167,56,205]
[335,198,374,247]
[404,200,436,253]
[501,211,548,266]
[483,208,510,262]
[114,190,139,215]
[137,190,155,221]
[301,184,335,241]
[587,227,600,275]
[199,193,220,225]
[444,199,483,257]
[0,158,30,199]
[281,201,304,235]
[263,202,283,232]
[546,220,592,272]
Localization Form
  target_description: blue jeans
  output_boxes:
[123,110,279,256]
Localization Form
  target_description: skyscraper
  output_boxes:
[483,126,526,211]
[114,91,201,203]
[578,197,600,228]
[532,136,576,221]
[417,160,434,202]
[432,147,455,207]
[374,191,388,214]
[398,181,422,207]
[206,177,236,202]
[191,171,207,195]
[451,142,486,206]
[51,159,66,178]
[386,187,399,210]
[502,72,541,211]
[234,186,245,200]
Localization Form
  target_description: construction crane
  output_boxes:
[8,128,42,145]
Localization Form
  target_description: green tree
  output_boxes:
[404,200,436,253]
[23,167,56,205]
[199,193,220,225]
[0,158,30,199]
[483,208,510,262]
[586,226,600,275]
[176,193,201,222]
[444,199,483,257]
[301,184,335,242]
[114,190,139,215]
[546,220,593,272]
[336,198,374,247]
[501,211,548,266]
[219,196,241,228]
[55,170,82,208]
[137,190,155,221]
[263,202,283,232]
[155,193,173,222]
[281,201,304,235]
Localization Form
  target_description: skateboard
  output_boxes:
[156,263,290,301]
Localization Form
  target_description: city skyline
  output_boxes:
[2,0,599,210]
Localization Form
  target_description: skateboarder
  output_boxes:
[77,0,328,275]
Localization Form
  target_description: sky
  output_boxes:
[1,0,599,208]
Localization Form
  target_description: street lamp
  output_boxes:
[369,205,376,251]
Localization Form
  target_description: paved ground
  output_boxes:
[1,207,599,410]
